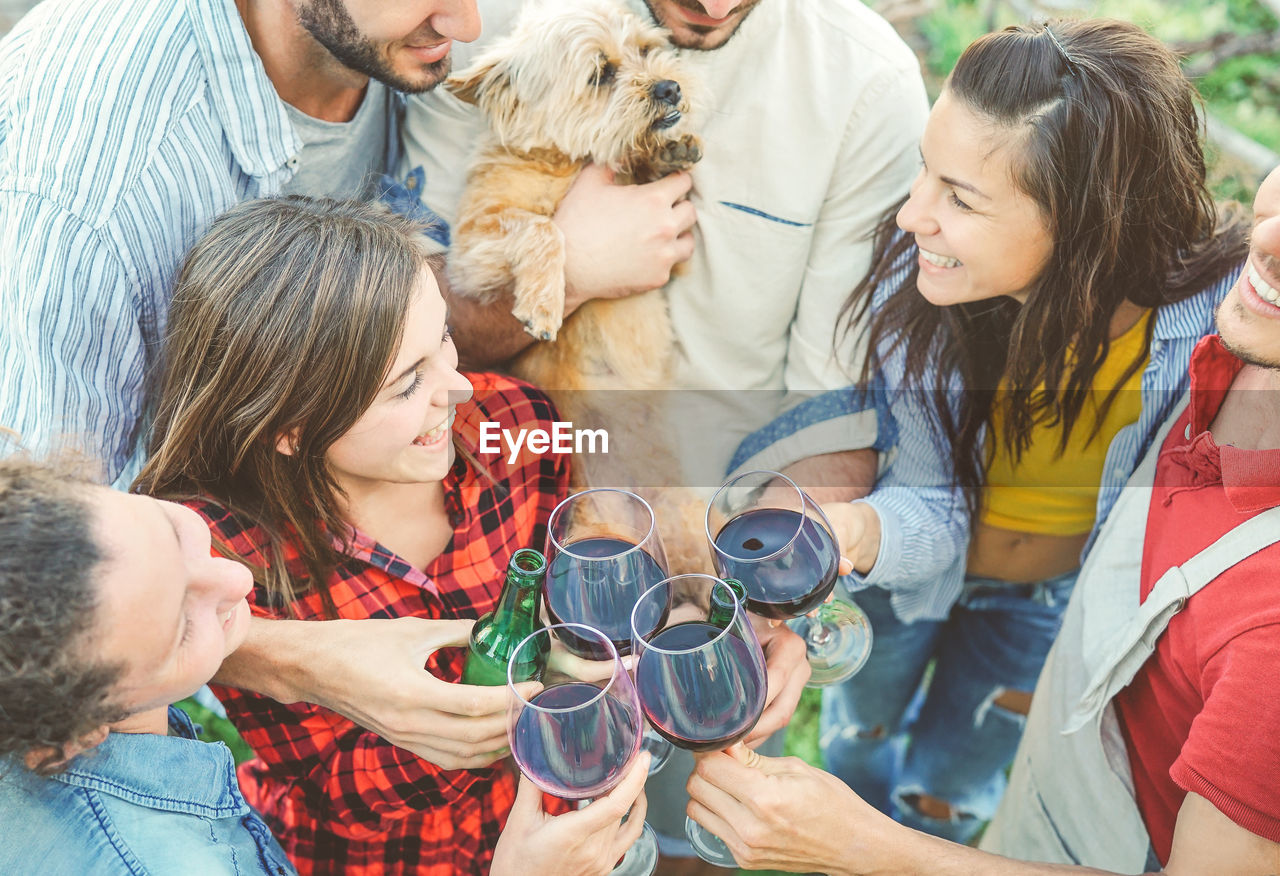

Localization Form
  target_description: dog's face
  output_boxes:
[447,0,696,167]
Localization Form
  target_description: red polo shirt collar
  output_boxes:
[1174,335,1280,513]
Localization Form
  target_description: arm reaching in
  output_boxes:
[214,615,518,769]
[686,747,1280,875]
[781,449,878,506]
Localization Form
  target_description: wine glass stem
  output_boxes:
[806,612,832,648]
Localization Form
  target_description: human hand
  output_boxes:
[820,501,881,576]
[554,164,697,310]
[743,615,810,746]
[271,616,534,769]
[491,752,651,876]
[686,744,900,875]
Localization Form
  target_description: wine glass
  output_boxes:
[544,488,674,771]
[507,623,659,876]
[630,574,767,868]
[706,470,873,686]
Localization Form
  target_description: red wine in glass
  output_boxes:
[634,621,766,751]
[512,681,642,799]
[545,535,669,659]
[713,507,839,619]
[707,470,873,687]
[630,575,769,868]
[507,623,658,875]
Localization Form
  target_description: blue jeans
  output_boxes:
[820,571,1076,844]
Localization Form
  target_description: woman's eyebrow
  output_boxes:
[919,148,990,200]
[940,174,989,200]
[386,357,426,388]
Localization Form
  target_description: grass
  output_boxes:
[174,696,255,765]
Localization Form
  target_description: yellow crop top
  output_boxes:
[982,310,1152,536]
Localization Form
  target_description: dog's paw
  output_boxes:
[511,298,562,342]
[654,133,703,175]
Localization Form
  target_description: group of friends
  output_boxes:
[0,0,1277,874]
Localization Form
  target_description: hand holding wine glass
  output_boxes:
[491,753,651,876]
[707,471,873,686]
[507,623,659,876]
[818,499,882,576]
[743,615,810,747]
[685,744,894,875]
[631,574,768,867]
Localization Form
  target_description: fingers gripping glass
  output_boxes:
[631,575,768,867]
[706,470,872,686]
[544,488,674,771]
[508,624,658,875]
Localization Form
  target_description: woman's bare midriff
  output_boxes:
[965,521,1088,583]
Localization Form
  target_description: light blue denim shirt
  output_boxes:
[0,707,295,876]
[731,252,1242,623]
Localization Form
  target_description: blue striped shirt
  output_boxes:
[0,0,416,486]
[732,253,1241,622]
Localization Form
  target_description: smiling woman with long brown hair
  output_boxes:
[134,196,648,876]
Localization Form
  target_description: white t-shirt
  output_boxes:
[403,0,927,483]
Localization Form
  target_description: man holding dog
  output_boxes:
[404,0,929,866]
[0,0,570,799]
[683,166,1280,876]
[405,0,929,499]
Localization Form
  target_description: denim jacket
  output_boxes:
[0,707,295,876]
[730,254,1241,623]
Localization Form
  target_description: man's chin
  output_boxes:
[1217,298,1280,370]
[666,21,741,50]
[375,56,452,95]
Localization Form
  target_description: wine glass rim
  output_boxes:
[548,487,658,562]
[630,574,742,654]
[706,469,816,563]
[507,623,622,712]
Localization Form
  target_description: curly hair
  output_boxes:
[0,459,126,774]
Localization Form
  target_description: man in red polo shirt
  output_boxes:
[681,165,1280,875]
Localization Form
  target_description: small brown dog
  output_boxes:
[445,0,701,395]
[447,0,712,574]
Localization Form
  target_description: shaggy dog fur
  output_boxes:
[448,0,713,572]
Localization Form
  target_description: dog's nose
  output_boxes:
[651,79,682,106]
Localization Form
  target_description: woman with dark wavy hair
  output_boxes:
[762,19,1249,841]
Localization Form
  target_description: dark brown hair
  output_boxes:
[135,197,440,617]
[0,458,125,774]
[842,19,1248,517]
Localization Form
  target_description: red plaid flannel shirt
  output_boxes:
[195,375,569,875]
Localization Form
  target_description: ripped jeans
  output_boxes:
[820,571,1077,844]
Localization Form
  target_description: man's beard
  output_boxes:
[642,0,763,51]
[297,0,450,94]
[1217,298,1280,370]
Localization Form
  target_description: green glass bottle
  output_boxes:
[708,577,748,628]
[461,548,549,686]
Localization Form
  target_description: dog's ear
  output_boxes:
[446,59,505,107]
